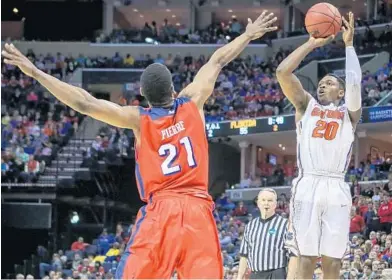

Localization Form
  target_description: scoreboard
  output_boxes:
[205,105,392,138]
[206,115,295,138]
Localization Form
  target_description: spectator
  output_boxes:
[364,202,381,237]
[1,158,10,181]
[373,187,382,202]
[362,263,373,279]
[233,201,248,216]
[123,54,134,66]
[39,254,62,279]
[379,194,392,233]
[88,135,104,159]
[71,237,88,251]
[222,250,234,267]
[230,19,242,36]
[154,54,165,64]
[250,175,261,188]
[98,228,115,255]
[71,253,82,271]
[340,258,351,278]
[94,242,121,263]
[275,199,289,215]
[240,173,251,188]
[358,197,369,217]
[273,164,285,185]
[350,206,366,238]
[379,25,392,45]
[115,223,126,244]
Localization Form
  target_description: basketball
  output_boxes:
[305,2,342,38]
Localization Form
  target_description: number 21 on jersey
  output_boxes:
[158,137,196,175]
[311,120,340,140]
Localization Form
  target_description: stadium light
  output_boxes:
[145,37,154,43]
[70,212,80,224]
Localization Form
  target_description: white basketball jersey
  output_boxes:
[296,98,354,176]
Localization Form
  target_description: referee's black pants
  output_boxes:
[250,268,286,279]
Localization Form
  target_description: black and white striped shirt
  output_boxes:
[239,214,288,272]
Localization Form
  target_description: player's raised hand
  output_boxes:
[342,12,355,47]
[2,43,37,77]
[308,34,335,49]
[245,11,278,40]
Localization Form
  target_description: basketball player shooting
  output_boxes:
[276,12,361,280]
[2,11,277,279]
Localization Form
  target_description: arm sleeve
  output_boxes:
[239,226,249,257]
[345,46,362,112]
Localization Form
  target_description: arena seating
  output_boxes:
[1,67,82,185]
[97,16,392,44]
[16,28,392,123]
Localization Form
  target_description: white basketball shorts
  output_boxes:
[289,173,352,258]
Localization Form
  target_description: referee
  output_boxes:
[237,188,288,279]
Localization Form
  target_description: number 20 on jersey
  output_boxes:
[311,120,340,140]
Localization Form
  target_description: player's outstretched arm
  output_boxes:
[2,43,139,129]
[276,35,334,115]
[179,11,277,109]
[342,12,362,127]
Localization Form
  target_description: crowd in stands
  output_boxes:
[3,33,390,184]
[34,225,129,280]
[362,64,392,107]
[1,60,81,184]
[232,154,391,190]
[96,6,392,44]
[348,156,392,183]
[84,127,131,160]
[10,21,390,123]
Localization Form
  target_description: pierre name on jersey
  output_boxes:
[161,121,185,140]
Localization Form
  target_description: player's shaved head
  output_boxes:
[325,73,345,90]
[140,63,174,107]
